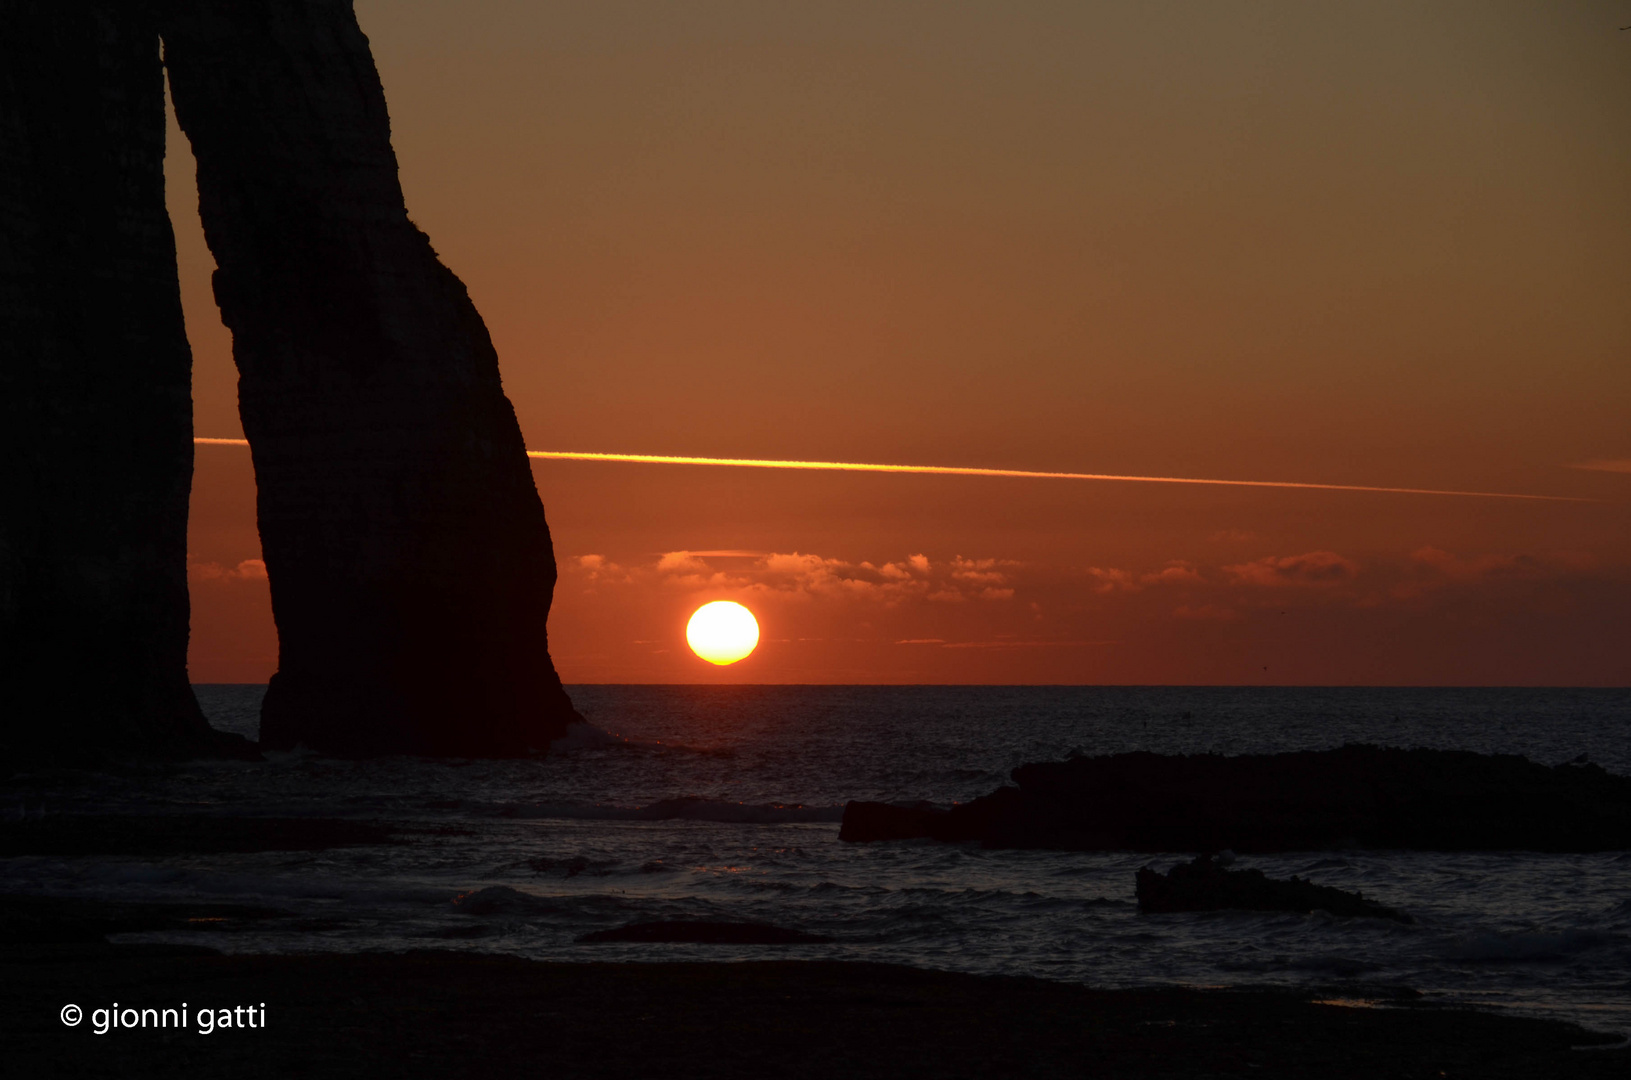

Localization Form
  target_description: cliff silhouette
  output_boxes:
[0,1,222,764]
[1,1,578,761]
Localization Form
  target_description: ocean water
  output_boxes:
[7,685,1630,1034]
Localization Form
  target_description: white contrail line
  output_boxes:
[192,438,1589,502]
[521,452,1588,502]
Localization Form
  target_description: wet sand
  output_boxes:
[5,930,1626,1079]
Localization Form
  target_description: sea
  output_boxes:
[8,685,1630,1035]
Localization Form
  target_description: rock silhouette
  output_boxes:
[1136,855,1411,923]
[840,745,1631,852]
[161,1,579,755]
[0,1,227,764]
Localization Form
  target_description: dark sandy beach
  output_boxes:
[5,895,1627,1080]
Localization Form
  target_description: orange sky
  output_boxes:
[178,0,1631,685]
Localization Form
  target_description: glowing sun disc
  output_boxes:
[686,601,759,665]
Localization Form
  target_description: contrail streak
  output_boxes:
[192,438,1587,502]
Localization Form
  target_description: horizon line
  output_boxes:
[191,438,1590,503]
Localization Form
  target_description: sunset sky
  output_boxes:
[178,0,1631,686]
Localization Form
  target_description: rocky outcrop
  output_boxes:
[0,1,227,764]
[840,745,1631,852]
[161,1,579,755]
[1135,855,1411,922]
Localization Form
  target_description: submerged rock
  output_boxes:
[161,1,579,756]
[840,745,1631,852]
[1135,855,1411,923]
[578,921,831,945]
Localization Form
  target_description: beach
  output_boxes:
[9,925,1627,1079]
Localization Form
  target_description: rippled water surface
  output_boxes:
[8,685,1629,1033]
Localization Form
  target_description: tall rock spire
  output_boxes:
[0,1,219,763]
[162,1,579,755]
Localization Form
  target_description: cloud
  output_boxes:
[950,556,1014,586]
[656,551,711,575]
[1389,547,1597,600]
[754,552,908,599]
[548,539,1631,686]
[571,547,1017,605]
[1225,551,1359,587]
[948,557,1019,599]
[1087,560,1203,594]
[189,558,267,582]
[1408,547,1538,583]
[1568,459,1631,474]
[574,553,634,586]
[1143,561,1204,586]
[1086,567,1141,594]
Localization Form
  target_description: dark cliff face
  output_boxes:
[0,2,216,763]
[161,1,580,755]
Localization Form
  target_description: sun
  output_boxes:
[686,601,760,665]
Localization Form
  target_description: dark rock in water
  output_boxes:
[579,921,832,945]
[839,801,948,842]
[1136,855,1412,923]
[160,2,579,756]
[840,745,1631,852]
[0,2,244,765]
